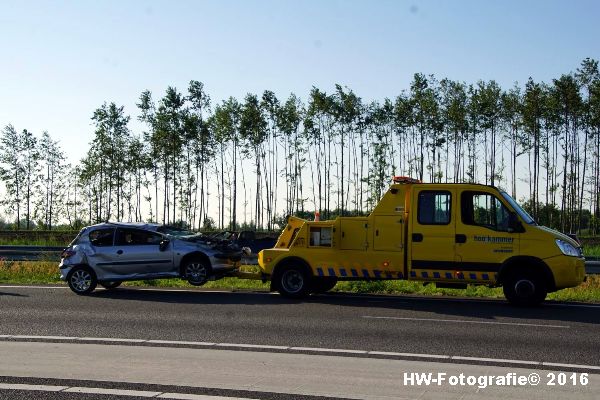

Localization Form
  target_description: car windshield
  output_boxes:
[156,226,198,238]
[500,191,536,225]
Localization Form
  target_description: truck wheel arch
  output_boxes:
[498,256,556,293]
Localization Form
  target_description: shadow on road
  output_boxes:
[89,287,600,325]
[0,291,28,297]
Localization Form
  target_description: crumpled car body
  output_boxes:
[59,222,242,284]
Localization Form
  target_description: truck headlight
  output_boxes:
[555,239,581,257]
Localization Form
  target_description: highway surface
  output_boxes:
[1,285,599,399]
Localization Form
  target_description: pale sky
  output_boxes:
[1,0,599,165]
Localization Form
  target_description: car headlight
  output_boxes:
[555,239,581,257]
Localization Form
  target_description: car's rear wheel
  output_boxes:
[184,259,210,286]
[67,266,97,295]
[503,269,547,306]
[100,281,122,290]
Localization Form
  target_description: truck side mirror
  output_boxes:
[159,239,170,251]
[508,212,524,233]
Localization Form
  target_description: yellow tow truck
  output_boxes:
[257,177,586,305]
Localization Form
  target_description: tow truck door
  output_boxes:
[454,189,519,280]
[409,187,456,278]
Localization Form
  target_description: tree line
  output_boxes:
[1,58,599,234]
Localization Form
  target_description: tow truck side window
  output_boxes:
[461,191,510,231]
[417,191,451,225]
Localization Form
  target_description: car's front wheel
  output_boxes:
[183,259,210,286]
[67,266,97,295]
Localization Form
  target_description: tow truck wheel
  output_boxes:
[503,270,547,306]
[183,259,210,286]
[276,264,310,298]
[100,281,122,290]
[67,266,97,295]
[311,277,338,294]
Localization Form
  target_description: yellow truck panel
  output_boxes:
[340,218,368,250]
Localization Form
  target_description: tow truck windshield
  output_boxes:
[500,191,536,225]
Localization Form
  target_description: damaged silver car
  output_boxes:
[59,222,246,294]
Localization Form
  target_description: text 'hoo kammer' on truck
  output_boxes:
[257,176,586,306]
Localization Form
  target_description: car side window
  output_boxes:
[461,191,510,231]
[115,228,164,246]
[417,191,451,225]
[89,228,115,247]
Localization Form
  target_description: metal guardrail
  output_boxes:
[0,246,599,274]
[0,246,64,261]
[586,261,600,274]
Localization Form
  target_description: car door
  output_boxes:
[86,227,121,279]
[409,187,456,279]
[454,190,519,281]
[112,228,174,278]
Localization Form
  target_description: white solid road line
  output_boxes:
[147,339,216,346]
[158,394,256,400]
[64,387,160,397]
[290,346,368,354]
[0,383,256,400]
[369,351,450,359]
[79,337,147,343]
[10,335,77,340]
[451,356,539,365]
[0,285,68,289]
[542,361,600,370]
[216,343,289,350]
[362,315,570,328]
[1,334,599,370]
[0,383,68,392]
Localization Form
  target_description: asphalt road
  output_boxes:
[1,285,599,367]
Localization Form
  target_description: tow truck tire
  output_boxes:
[183,259,211,286]
[67,266,97,295]
[503,269,547,306]
[275,263,310,299]
[311,277,338,294]
[100,281,122,290]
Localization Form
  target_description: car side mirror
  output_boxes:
[159,239,170,252]
[508,212,524,233]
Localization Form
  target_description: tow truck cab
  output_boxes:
[258,180,585,305]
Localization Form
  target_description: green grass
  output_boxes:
[333,280,505,298]
[2,260,599,303]
[584,245,600,257]
[0,260,61,284]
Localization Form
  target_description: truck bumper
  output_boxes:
[545,255,585,290]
